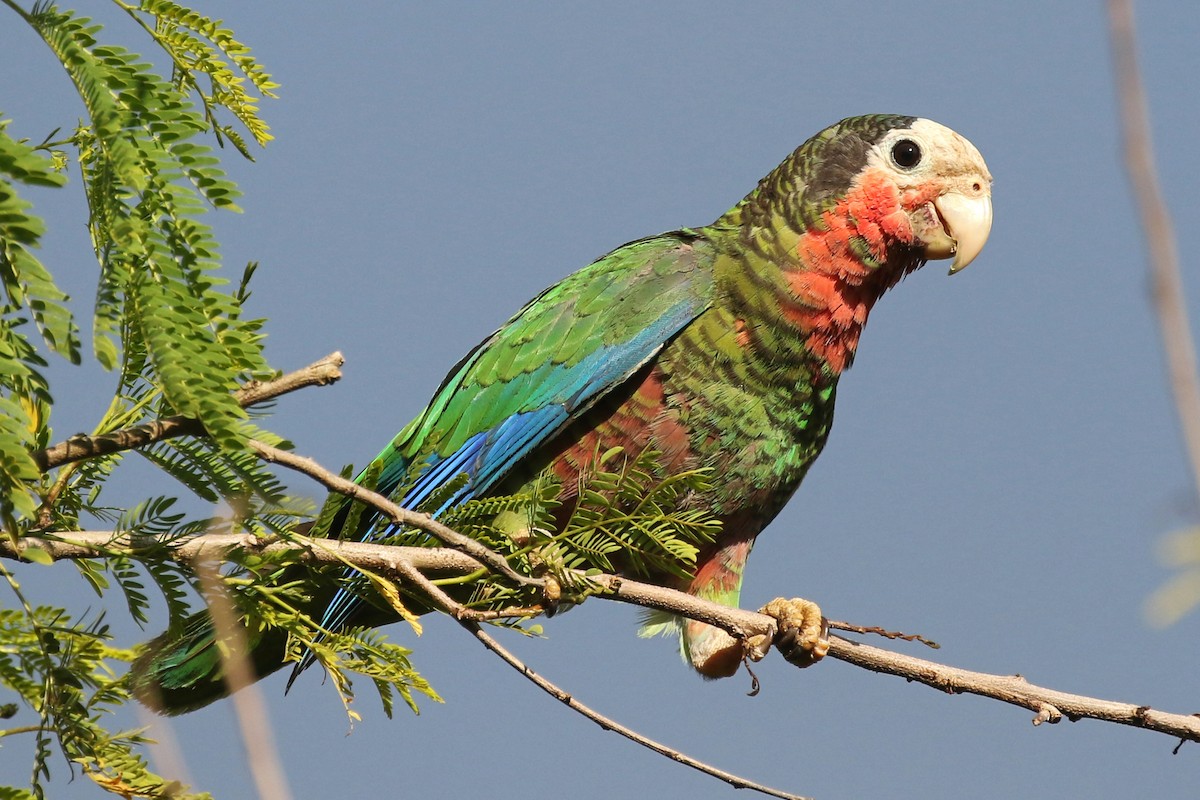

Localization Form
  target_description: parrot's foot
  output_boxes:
[759,597,829,668]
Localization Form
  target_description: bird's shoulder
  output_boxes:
[392,230,719,461]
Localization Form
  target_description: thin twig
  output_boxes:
[467,622,810,800]
[233,352,345,407]
[0,725,47,737]
[32,352,345,472]
[387,557,811,800]
[8,530,1200,745]
[827,618,939,649]
[1109,0,1200,495]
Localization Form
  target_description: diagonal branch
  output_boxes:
[829,633,1200,740]
[232,352,346,407]
[464,621,810,800]
[246,438,535,587]
[32,352,345,472]
[387,549,812,800]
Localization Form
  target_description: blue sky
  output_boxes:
[3,2,1200,798]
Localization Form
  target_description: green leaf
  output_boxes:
[19,546,52,565]
[0,120,80,364]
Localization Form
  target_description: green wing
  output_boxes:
[313,230,717,642]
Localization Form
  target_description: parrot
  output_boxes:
[133,114,992,714]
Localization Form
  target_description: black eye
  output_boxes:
[890,138,922,169]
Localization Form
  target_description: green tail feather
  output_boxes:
[130,609,290,715]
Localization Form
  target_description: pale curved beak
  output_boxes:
[934,190,993,274]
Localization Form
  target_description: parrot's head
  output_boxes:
[863,118,993,274]
[792,115,993,276]
[714,116,992,371]
[718,115,994,373]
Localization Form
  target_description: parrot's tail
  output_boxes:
[131,609,290,715]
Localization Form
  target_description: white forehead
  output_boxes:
[866,118,992,184]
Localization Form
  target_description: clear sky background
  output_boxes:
[3,2,1200,798]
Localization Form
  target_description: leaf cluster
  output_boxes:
[0,119,76,523]
[0,2,288,797]
[0,595,211,799]
[328,445,720,624]
[120,445,721,734]
[223,537,445,724]
[26,3,272,440]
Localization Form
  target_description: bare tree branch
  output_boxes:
[0,530,482,575]
[32,352,345,472]
[1109,0,1200,497]
[828,634,1200,740]
[7,528,1199,747]
[233,352,346,408]
[19,339,1200,788]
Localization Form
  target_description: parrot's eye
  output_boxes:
[890,139,922,169]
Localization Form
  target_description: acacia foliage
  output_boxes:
[0,3,282,797]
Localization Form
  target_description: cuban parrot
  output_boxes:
[134,114,992,713]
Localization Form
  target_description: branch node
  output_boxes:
[1172,721,1200,755]
[1032,703,1061,726]
[542,575,562,615]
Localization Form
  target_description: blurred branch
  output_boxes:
[1109,0,1200,496]
[194,555,293,800]
[32,352,345,472]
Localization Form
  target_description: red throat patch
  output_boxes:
[782,168,930,374]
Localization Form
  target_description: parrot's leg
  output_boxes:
[757,597,829,667]
[681,533,756,677]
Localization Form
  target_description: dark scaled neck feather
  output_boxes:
[711,115,925,375]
